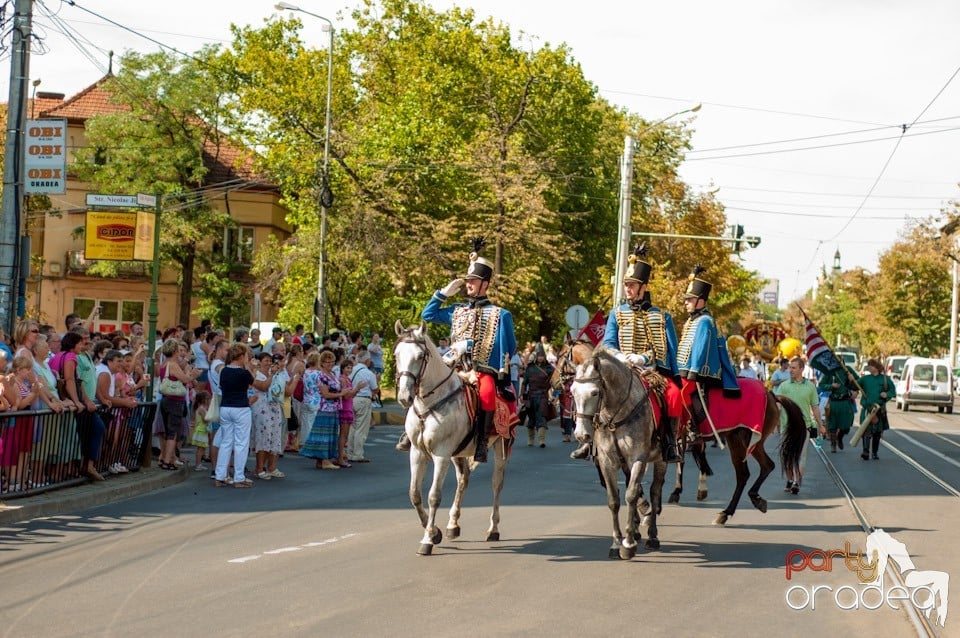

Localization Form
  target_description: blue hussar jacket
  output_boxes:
[602,301,679,379]
[677,309,740,396]
[422,291,517,377]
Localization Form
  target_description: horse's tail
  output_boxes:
[775,395,807,478]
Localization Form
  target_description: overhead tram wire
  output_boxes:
[685,124,960,162]
[686,114,960,155]
[824,59,960,243]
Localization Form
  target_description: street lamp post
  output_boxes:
[613,104,702,295]
[275,2,334,337]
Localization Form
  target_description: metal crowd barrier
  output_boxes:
[0,402,158,500]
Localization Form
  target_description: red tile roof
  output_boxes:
[41,75,128,121]
[42,75,269,187]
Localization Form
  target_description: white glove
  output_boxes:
[614,352,628,363]
[440,278,464,298]
[626,353,649,367]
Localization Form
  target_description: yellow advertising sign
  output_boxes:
[133,211,156,261]
[85,212,137,260]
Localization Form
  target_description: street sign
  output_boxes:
[137,193,157,207]
[565,304,589,331]
[86,193,138,208]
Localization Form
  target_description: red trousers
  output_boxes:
[663,380,683,418]
[477,372,496,411]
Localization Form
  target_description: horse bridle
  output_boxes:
[574,361,645,430]
[394,335,459,411]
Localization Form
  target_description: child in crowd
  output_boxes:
[191,391,211,471]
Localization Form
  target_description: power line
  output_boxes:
[688,183,959,200]
[686,115,960,155]
[686,124,960,162]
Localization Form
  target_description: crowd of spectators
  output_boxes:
[0,312,384,492]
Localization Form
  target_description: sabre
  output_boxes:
[696,383,726,450]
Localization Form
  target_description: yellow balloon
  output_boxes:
[779,337,803,359]
[727,334,747,357]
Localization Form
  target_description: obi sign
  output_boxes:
[24,119,67,194]
[85,212,155,260]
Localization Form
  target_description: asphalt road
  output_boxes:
[0,409,957,638]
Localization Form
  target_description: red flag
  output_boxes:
[576,311,606,346]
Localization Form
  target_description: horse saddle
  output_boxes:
[626,366,668,426]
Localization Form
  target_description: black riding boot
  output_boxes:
[871,432,881,459]
[396,432,411,452]
[661,416,680,462]
[473,409,493,462]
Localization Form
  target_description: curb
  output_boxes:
[372,409,405,426]
[0,465,190,526]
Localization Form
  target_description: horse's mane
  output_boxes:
[588,344,620,367]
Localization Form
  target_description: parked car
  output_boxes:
[896,357,954,413]
[836,349,858,370]
[885,355,909,381]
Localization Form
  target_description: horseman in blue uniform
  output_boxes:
[397,238,517,462]
[572,243,682,461]
[677,265,740,429]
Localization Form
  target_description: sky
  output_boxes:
[9,0,960,307]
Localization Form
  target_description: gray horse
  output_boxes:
[394,321,511,555]
[570,345,667,559]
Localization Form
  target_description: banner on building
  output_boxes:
[85,212,156,261]
[24,119,67,194]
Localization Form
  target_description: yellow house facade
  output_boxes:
[23,77,290,333]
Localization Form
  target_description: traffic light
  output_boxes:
[729,224,744,253]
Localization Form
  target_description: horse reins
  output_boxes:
[575,361,646,430]
[395,335,461,420]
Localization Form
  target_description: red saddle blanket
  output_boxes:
[691,378,768,454]
[463,384,519,441]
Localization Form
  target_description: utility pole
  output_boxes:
[612,135,634,300]
[0,0,33,334]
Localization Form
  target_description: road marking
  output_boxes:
[919,417,937,423]
[890,430,960,472]
[228,533,357,564]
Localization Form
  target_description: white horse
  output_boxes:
[570,346,667,559]
[393,321,511,556]
[866,529,949,627]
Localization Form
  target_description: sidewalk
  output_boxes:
[0,403,408,526]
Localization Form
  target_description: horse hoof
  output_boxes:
[667,491,680,504]
[619,546,636,560]
[608,548,621,559]
[696,490,708,501]
[645,538,661,550]
[417,543,434,556]
[713,512,729,526]
[752,498,768,513]
[486,532,500,542]
[430,529,443,545]
[447,526,461,539]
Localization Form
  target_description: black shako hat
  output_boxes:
[684,264,712,301]
[464,236,494,282]
[624,242,652,284]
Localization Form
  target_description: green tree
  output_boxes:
[74,48,248,326]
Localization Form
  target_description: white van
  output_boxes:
[896,357,954,413]
[885,355,909,381]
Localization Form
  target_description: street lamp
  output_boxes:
[613,104,702,294]
[275,2,334,337]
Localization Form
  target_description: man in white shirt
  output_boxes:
[738,355,759,380]
[347,351,379,463]
[264,327,282,354]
